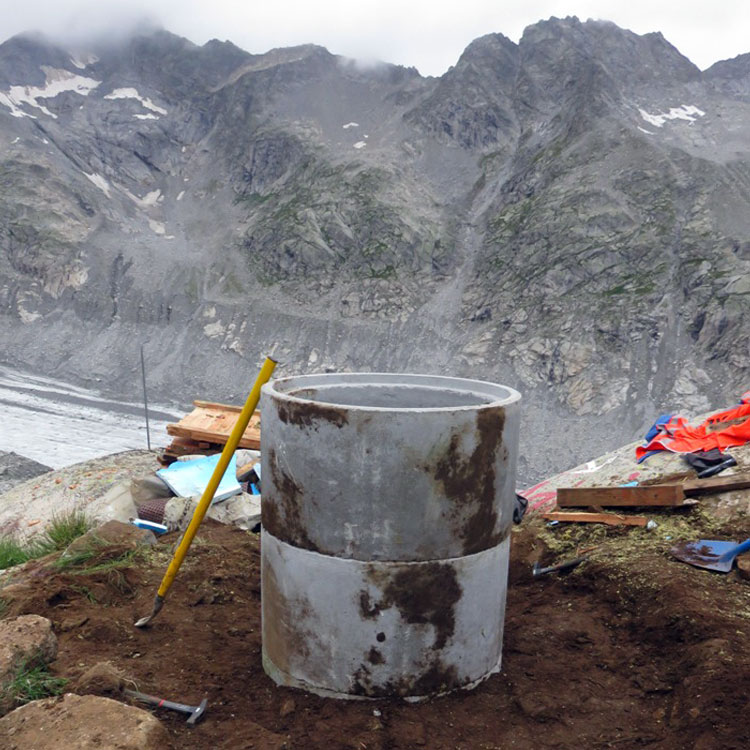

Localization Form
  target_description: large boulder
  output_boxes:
[0,615,57,686]
[0,693,173,749]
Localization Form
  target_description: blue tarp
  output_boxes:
[157,453,241,503]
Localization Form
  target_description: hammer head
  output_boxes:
[186,698,208,726]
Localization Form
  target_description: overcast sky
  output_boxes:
[0,1,747,76]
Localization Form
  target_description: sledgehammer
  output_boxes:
[124,689,207,726]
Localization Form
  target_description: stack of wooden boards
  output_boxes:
[161,400,261,464]
[544,473,750,526]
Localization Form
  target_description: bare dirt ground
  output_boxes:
[2,511,750,750]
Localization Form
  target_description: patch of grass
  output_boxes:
[70,585,98,604]
[0,511,92,571]
[3,657,67,706]
[72,548,143,576]
[51,545,99,571]
[0,538,30,570]
[38,512,92,553]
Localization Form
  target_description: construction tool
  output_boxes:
[532,556,587,577]
[670,537,750,573]
[135,356,277,627]
[556,472,750,508]
[124,689,207,725]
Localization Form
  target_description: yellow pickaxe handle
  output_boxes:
[135,356,277,627]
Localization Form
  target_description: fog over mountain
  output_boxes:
[1,16,749,482]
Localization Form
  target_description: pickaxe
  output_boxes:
[124,689,208,726]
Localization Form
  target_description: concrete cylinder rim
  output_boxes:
[264,372,521,414]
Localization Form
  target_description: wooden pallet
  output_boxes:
[165,400,261,451]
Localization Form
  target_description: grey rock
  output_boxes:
[0,452,52,495]
[0,693,173,749]
[0,615,57,687]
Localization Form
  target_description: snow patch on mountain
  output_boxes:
[124,188,163,209]
[104,87,168,116]
[639,105,705,128]
[0,67,100,119]
[70,53,99,70]
[148,219,166,235]
[84,172,111,197]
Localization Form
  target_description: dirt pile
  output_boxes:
[1,515,749,749]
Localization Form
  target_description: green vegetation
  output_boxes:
[0,539,29,570]
[0,512,92,571]
[59,546,144,576]
[2,656,67,707]
[39,512,91,553]
[233,191,275,208]
[368,264,396,280]
[222,272,245,296]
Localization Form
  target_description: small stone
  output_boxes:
[279,698,296,718]
[736,556,750,581]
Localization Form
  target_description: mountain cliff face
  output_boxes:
[1,17,749,483]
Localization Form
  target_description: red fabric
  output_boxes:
[635,401,750,460]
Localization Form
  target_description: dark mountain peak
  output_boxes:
[516,15,699,109]
[0,32,75,85]
[403,33,519,149]
[456,32,517,64]
[261,43,331,63]
[704,52,750,100]
[705,52,750,79]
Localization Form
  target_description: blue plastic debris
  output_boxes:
[132,519,168,534]
[157,453,241,503]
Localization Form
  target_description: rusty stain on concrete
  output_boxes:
[275,398,348,430]
[263,448,321,553]
[432,408,506,555]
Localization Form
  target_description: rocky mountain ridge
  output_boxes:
[1,16,749,482]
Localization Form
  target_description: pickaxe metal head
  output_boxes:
[187,698,208,726]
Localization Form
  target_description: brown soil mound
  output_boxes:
[2,517,750,749]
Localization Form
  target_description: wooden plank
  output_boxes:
[682,472,750,496]
[177,408,260,434]
[192,400,244,413]
[166,423,260,450]
[556,484,685,507]
[542,512,649,527]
